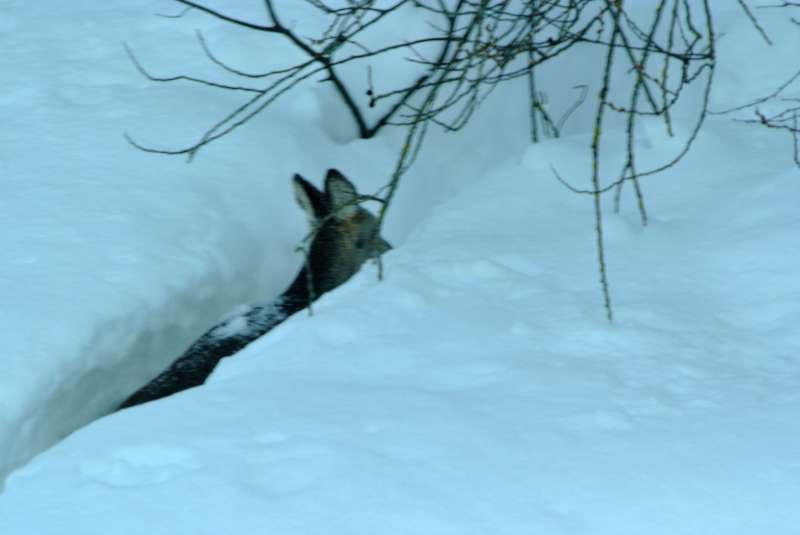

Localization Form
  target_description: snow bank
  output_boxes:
[2,1,800,534]
[1,0,320,479]
[3,113,800,533]
[0,0,473,480]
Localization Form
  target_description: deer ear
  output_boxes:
[293,174,326,225]
[325,168,358,219]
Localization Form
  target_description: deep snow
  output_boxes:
[1,1,799,534]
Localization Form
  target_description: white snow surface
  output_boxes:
[1,1,800,534]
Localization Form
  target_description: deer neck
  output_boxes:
[279,264,323,316]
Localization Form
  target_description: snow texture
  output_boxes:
[1,1,799,534]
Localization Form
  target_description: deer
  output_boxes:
[118,169,391,410]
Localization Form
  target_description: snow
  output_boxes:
[1,1,800,534]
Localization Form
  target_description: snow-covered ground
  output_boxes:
[1,1,799,533]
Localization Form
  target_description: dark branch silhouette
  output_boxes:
[126,0,779,320]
